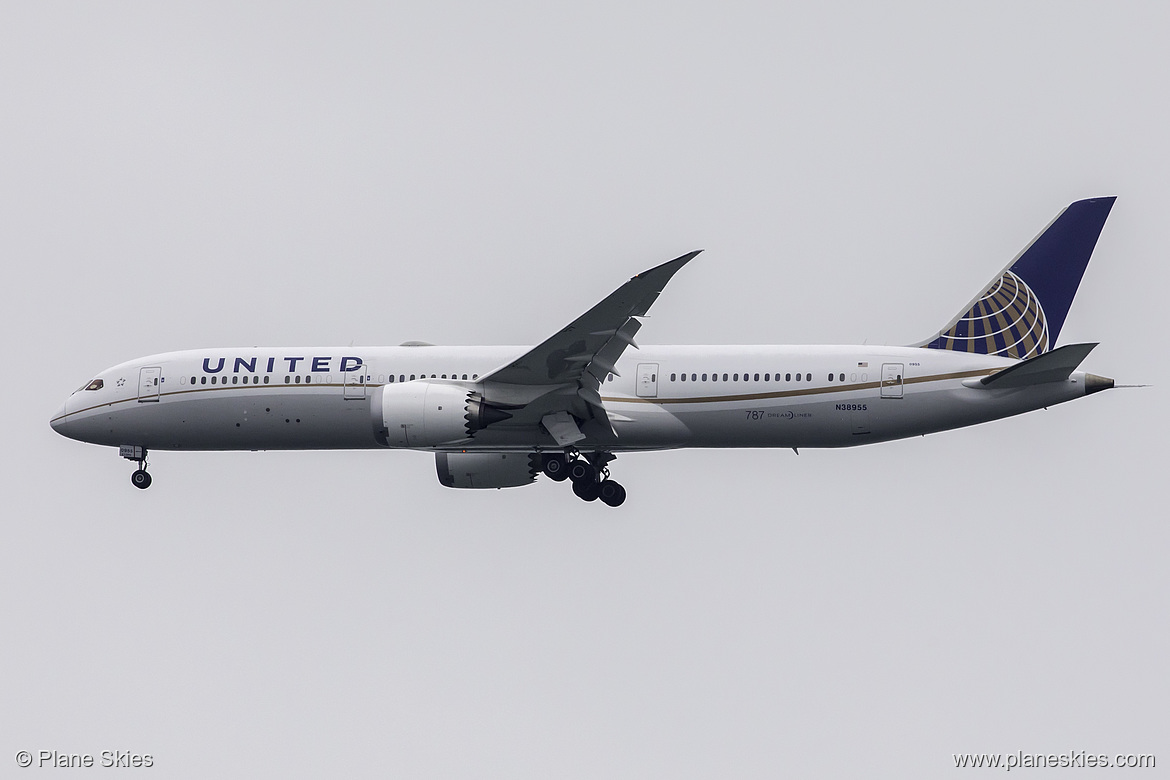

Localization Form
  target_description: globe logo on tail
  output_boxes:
[932,270,1049,359]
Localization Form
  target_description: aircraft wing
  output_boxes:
[476,250,699,443]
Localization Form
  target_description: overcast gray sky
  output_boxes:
[2,2,1167,777]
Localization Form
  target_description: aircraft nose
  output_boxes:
[50,403,67,432]
[50,400,74,438]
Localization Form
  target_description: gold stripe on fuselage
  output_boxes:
[601,368,995,405]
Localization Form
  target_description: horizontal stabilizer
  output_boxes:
[978,342,1098,389]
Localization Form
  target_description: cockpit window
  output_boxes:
[82,379,104,392]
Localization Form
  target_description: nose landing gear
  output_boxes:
[120,445,152,489]
[543,450,626,507]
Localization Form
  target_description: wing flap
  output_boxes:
[541,411,586,447]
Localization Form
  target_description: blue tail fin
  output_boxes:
[919,197,1115,359]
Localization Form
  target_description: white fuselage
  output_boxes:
[50,344,1094,453]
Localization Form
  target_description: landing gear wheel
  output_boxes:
[598,480,626,507]
[568,459,597,485]
[131,469,152,489]
[541,453,569,482]
[572,479,600,502]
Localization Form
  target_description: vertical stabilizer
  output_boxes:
[919,197,1115,358]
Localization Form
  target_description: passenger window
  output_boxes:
[285,376,290,384]
[232,376,238,385]
[389,375,395,383]
[839,373,845,382]
[410,374,416,381]
[462,374,468,380]
[795,373,801,382]
[690,373,697,382]
[827,373,833,382]
[806,373,811,381]
[785,373,791,381]
[702,373,707,382]
[733,373,739,381]
[764,373,770,382]
[190,376,196,384]
[305,376,312,384]
[680,373,687,382]
[754,373,759,381]
[671,373,677,382]
[264,376,270,384]
[722,373,728,381]
[400,375,406,383]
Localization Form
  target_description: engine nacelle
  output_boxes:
[436,452,538,489]
[375,382,513,448]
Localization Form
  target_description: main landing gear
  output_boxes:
[120,445,152,489]
[540,451,626,507]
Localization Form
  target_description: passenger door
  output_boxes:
[343,364,367,400]
[880,363,904,399]
[137,366,161,402]
[636,363,659,398]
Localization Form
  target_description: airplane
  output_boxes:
[51,197,1119,507]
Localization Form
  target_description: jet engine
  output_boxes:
[435,452,539,489]
[374,382,512,447]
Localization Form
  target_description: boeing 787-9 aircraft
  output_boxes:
[51,198,1118,506]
